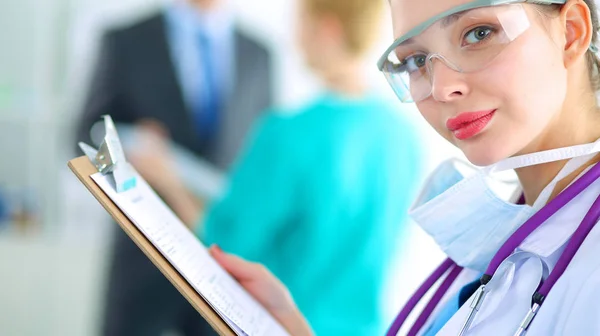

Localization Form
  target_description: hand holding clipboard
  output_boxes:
[69,115,312,336]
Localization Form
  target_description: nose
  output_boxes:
[428,57,469,103]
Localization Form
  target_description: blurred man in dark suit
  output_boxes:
[74,0,272,334]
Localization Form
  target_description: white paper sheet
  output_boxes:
[91,169,289,336]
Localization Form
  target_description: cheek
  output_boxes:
[416,101,453,141]
[297,12,317,54]
[484,38,567,126]
[304,27,324,55]
[297,25,310,50]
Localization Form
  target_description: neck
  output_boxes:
[516,92,600,206]
[319,58,367,98]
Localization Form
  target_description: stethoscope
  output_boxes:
[387,160,600,336]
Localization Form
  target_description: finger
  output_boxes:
[127,152,142,166]
[128,152,152,166]
[137,119,170,138]
[209,245,264,281]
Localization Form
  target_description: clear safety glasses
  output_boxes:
[377,0,567,103]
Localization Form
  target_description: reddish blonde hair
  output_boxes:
[303,0,384,56]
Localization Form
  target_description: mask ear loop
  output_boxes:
[453,157,520,186]
[588,23,599,76]
[588,34,600,111]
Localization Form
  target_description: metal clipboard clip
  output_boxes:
[78,115,137,193]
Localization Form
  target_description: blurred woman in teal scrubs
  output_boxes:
[131,0,423,334]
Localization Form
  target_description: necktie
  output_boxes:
[195,32,220,140]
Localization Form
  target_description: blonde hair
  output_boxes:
[582,0,600,91]
[303,0,384,56]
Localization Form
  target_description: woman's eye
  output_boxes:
[464,26,493,45]
[413,54,427,67]
[401,54,428,73]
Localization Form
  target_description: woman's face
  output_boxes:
[389,0,569,166]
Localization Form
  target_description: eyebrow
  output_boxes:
[441,11,467,28]
[398,10,468,45]
[401,37,415,45]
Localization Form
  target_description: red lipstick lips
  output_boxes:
[446,109,496,140]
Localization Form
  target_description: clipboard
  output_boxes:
[68,155,236,336]
[68,116,290,336]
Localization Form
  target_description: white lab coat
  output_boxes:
[429,166,600,335]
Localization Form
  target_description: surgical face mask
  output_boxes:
[409,139,600,272]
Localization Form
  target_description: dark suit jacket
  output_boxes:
[75,12,273,170]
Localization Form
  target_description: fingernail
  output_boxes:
[212,244,223,254]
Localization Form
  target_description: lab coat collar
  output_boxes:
[518,163,600,259]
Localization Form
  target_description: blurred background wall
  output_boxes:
[0,0,466,334]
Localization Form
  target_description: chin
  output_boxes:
[460,140,512,167]
[464,153,501,167]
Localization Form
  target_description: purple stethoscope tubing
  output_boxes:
[386,259,464,336]
[387,161,600,335]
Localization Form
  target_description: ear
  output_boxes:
[560,0,595,68]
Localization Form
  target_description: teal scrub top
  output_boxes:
[198,92,423,335]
